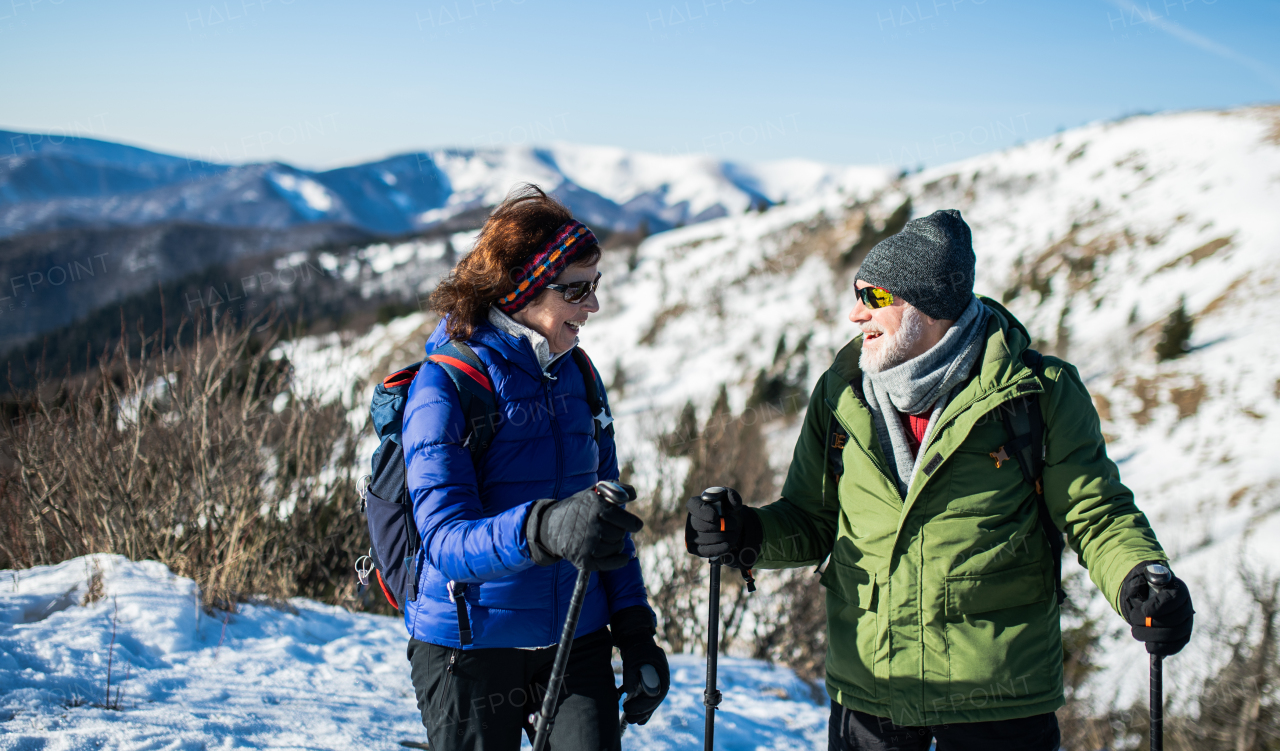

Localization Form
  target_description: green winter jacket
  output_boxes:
[754,297,1166,725]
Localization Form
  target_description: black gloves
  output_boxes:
[1120,561,1195,657]
[611,605,670,725]
[526,484,643,571]
[684,486,763,571]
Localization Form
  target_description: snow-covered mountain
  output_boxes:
[0,131,890,238]
[281,105,1280,714]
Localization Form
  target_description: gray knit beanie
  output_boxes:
[856,209,975,320]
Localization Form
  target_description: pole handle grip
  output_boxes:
[595,480,632,505]
[639,664,661,696]
[702,486,728,515]
[1143,563,1172,593]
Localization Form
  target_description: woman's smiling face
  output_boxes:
[512,261,601,354]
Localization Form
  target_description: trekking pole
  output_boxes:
[532,481,633,751]
[701,487,728,751]
[1145,563,1173,751]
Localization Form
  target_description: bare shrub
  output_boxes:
[678,385,775,505]
[1056,564,1280,751]
[1165,566,1280,751]
[98,595,129,711]
[638,385,829,682]
[745,568,828,681]
[0,314,363,610]
[1056,568,1127,749]
[81,558,104,606]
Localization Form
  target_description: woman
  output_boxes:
[401,185,669,751]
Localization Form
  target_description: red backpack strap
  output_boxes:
[427,354,492,393]
[428,341,500,472]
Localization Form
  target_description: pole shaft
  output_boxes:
[704,560,721,751]
[1150,654,1163,751]
[533,569,591,751]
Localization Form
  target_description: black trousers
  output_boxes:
[828,702,1061,751]
[407,627,620,751]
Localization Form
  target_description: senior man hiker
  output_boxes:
[685,209,1194,750]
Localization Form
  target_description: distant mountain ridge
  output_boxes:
[0,131,890,239]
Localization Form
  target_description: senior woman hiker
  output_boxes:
[400,185,669,751]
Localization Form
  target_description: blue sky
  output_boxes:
[3,0,1277,169]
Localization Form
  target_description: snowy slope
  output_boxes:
[277,105,1280,716]
[0,556,828,750]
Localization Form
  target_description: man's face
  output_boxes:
[850,280,926,373]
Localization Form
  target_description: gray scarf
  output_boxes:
[862,297,989,495]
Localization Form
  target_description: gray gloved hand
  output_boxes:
[526,486,643,571]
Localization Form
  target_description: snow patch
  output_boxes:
[267,170,336,218]
[1,556,827,750]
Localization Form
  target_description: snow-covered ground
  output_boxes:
[1,556,827,750]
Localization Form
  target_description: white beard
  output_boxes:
[859,306,926,373]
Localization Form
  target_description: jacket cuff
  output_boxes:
[610,604,657,647]
[1119,559,1168,621]
[524,499,561,567]
[734,507,764,572]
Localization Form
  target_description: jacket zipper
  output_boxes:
[546,374,565,642]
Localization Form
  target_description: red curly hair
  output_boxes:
[431,185,602,340]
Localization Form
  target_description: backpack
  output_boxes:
[354,339,614,644]
[989,349,1067,605]
[823,349,1066,603]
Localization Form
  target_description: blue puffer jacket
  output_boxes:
[401,318,651,648]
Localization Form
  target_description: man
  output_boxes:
[685,210,1194,750]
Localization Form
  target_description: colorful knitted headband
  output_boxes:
[496,220,598,314]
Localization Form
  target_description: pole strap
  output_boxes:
[450,581,472,646]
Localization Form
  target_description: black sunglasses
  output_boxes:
[545,272,601,304]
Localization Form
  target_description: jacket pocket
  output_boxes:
[820,558,877,611]
[945,561,1050,617]
[820,559,880,702]
[942,563,1062,713]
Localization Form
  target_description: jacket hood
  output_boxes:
[978,295,1035,356]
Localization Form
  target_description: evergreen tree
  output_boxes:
[660,400,699,457]
[1155,297,1194,362]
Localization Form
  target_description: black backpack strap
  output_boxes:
[827,413,848,482]
[994,349,1066,605]
[428,341,500,472]
[571,348,614,442]
[815,380,857,577]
